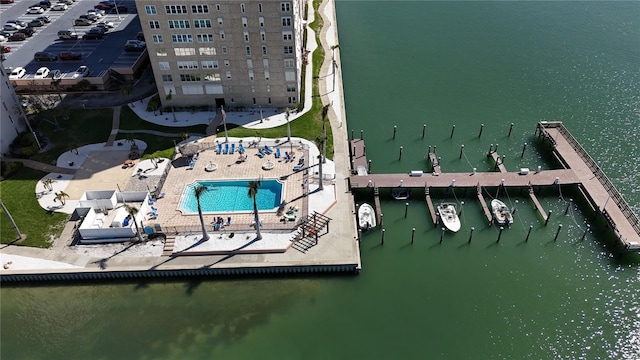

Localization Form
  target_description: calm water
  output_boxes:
[2,2,640,359]
[179,180,283,213]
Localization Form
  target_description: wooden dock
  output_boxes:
[348,122,640,251]
[424,187,438,225]
[428,153,441,173]
[477,185,493,224]
[528,186,548,222]
[350,139,368,175]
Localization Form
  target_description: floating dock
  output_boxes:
[349,122,640,251]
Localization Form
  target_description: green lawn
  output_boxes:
[0,168,68,247]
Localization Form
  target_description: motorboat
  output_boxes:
[437,203,461,232]
[358,203,376,231]
[391,188,410,200]
[491,199,513,226]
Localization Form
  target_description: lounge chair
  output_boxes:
[298,157,305,165]
[238,144,245,154]
[275,148,281,158]
[264,145,273,154]
[223,143,229,154]
[284,151,291,162]
[188,161,195,170]
[216,143,222,154]
[193,152,200,161]
[257,149,266,158]
[230,143,235,154]
[293,164,303,172]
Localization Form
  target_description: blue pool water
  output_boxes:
[179,180,283,214]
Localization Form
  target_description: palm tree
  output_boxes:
[124,204,143,242]
[55,191,69,205]
[42,178,55,191]
[166,89,177,122]
[194,184,210,241]
[247,180,262,240]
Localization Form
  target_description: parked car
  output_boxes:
[96,21,114,30]
[88,27,105,34]
[0,35,6,42]
[0,30,12,37]
[8,32,26,41]
[17,27,35,37]
[28,19,45,27]
[8,20,28,27]
[39,0,52,8]
[0,0,15,4]
[72,65,89,78]
[26,6,45,14]
[34,51,58,61]
[87,9,105,18]
[107,6,126,14]
[82,32,103,40]
[51,3,68,10]
[4,23,22,31]
[124,39,145,52]
[58,51,81,60]
[74,18,92,26]
[57,0,73,4]
[36,15,51,23]
[0,45,10,53]
[9,67,26,79]
[57,30,78,39]
[94,4,111,10]
[34,67,50,79]
[79,13,98,21]
[50,69,62,79]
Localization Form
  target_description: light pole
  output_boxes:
[113,0,121,20]
[221,105,228,143]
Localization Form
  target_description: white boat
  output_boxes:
[437,203,461,232]
[392,188,410,200]
[491,199,513,226]
[358,203,376,231]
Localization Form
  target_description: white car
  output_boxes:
[87,9,105,18]
[96,21,114,29]
[27,6,45,14]
[51,3,68,10]
[72,65,89,78]
[0,35,6,42]
[50,69,62,79]
[9,67,26,79]
[3,23,23,31]
[34,67,50,79]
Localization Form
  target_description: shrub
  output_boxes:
[1,161,23,180]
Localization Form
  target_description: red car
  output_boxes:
[59,51,82,60]
[1,46,10,53]
[94,4,112,10]
[0,0,15,4]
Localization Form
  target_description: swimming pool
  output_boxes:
[178,179,284,214]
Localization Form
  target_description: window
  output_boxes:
[244,31,249,42]
[164,85,176,96]
[281,2,290,12]
[168,20,190,28]
[259,17,264,27]
[248,70,254,81]
[152,34,163,43]
[281,17,291,27]
[156,49,167,56]
[288,96,296,104]
[258,3,263,12]
[201,61,219,69]
[145,5,156,14]
[162,74,173,82]
[219,30,225,40]
[172,34,193,43]
[284,59,294,68]
[199,47,216,55]
[165,5,187,14]
[263,59,269,69]
[149,20,160,29]
[174,48,196,56]
[180,74,201,81]
[159,62,170,70]
[245,46,251,56]
[215,4,220,11]
[264,70,270,80]
[240,3,245,13]
[224,60,230,66]
[262,46,267,55]
[182,84,204,94]
[204,73,221,82]
[194,19,212,28]
[282,31,292,41]
[285,70,295,81]
[191,4,209,13]
[247,59,253,69]
[221,46,228,54]
[177,61,198,69]
[284,46,293,54]
[217,17,223,25]
[242,17,247,28]
[261,31,266,41]
[196,34,214,42]
[226,71,232,79]
[287,84,295,92]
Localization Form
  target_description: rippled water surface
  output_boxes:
[2,1,639,359]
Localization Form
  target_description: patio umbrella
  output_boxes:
[178,143,200,157]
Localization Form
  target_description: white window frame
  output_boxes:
[196,34,214,43]
[168,20,190,29]
[152,34,163,43]
[159,62,170,70]
[145,5,157,15]
[149,20,160,29]
[172,34,193,43]
[191,4,209,13]
[194,19,212,28]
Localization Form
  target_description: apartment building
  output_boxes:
[135,0,306,109]
[1,67,28,155]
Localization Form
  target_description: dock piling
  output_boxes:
[411,228,415,244]
[508,123,514,137]
[381,228,385,245]
[380,213,384,226]
[525,225,533,242]
[422,124,426,139]
[497,226,504,243]
[398,146,403,160]
[360,129,363,140]
[468,227,475,243]
[489,144,493,154]
[521,143,527,158]
[478,124,484,138]
[554,224,563,241]
[564,199,572,215]
[404,202,409,218]
[450,125,456,139]
[393,125,397,139]
[581,225,589,241]
[459,201,464,216]
[545,210,552,226]
[368,159,371,173]
[440,227,445,244]
[459,144,464,159]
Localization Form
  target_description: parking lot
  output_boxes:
[1,0,143,81]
